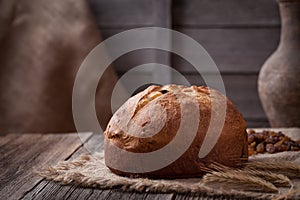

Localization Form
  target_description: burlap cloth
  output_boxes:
[40,150,300,199]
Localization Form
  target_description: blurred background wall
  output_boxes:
[88,0,281,128]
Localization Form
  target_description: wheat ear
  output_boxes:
[246,161,300,178]
[241,169,291,187]
[203,170,278,193]
[205,162,292,187]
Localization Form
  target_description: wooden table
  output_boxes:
[1,129,299,200]
[0,132,177,200]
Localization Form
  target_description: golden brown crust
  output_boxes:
[104,84,248,178]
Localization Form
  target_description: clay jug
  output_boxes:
[258,0,300,127]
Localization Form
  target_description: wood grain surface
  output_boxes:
[1,129,299,199]
[172,0,280,27]
[0,133,92,200]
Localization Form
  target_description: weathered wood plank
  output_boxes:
[98,28,279,74]
[21,133,102,200]
[153,0,171,28]
[100,29,170,73]
[193,193,231,200]
[24,134,152,200]
[173,192,195,200]
[152,0,172,84]
[102,189,133,200]
[87,189,110,199]
[21,180,50,200]
[21,133,179,200]
[68,187,94,200]
[70,133,104,157]
[89,0,280,27]
[88,0,280,28]
[171,28,280,74]
[145,193,175,200]
[127,191,149,200]
[0,133,92,200]
[0,131,20,143]
[172,0,280,27]
[88,0,154,28]
[31,182,105,200]
[26,185,105,200]
[112,50,170,74]
[29,181,75,200]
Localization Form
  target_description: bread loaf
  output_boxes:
[104,84,248,178]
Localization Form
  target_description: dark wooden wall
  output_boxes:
[88,0,281,128]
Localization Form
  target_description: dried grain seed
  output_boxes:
[266,143,276,153]
[256,142,265,153]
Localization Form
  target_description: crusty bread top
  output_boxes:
[105,84,246,155]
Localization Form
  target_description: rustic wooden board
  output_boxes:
[145,193,175,200]
[0,133,92,200]
[171,28,280,74]
[21,133,101,200]
[88,0,154,28]
[99,29,170,72]
[88,0,280,28]
[172,0,280,27]
[98,28,279,74]
[20,133,178,200]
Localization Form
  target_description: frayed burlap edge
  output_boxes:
[39,151,300,200]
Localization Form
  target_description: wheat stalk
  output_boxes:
[206,162,291,187]
[203,170,278,193]
[246,161,300,178]
[203,171,278,192]
[241,169,291,187]
[201,162,291,191]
